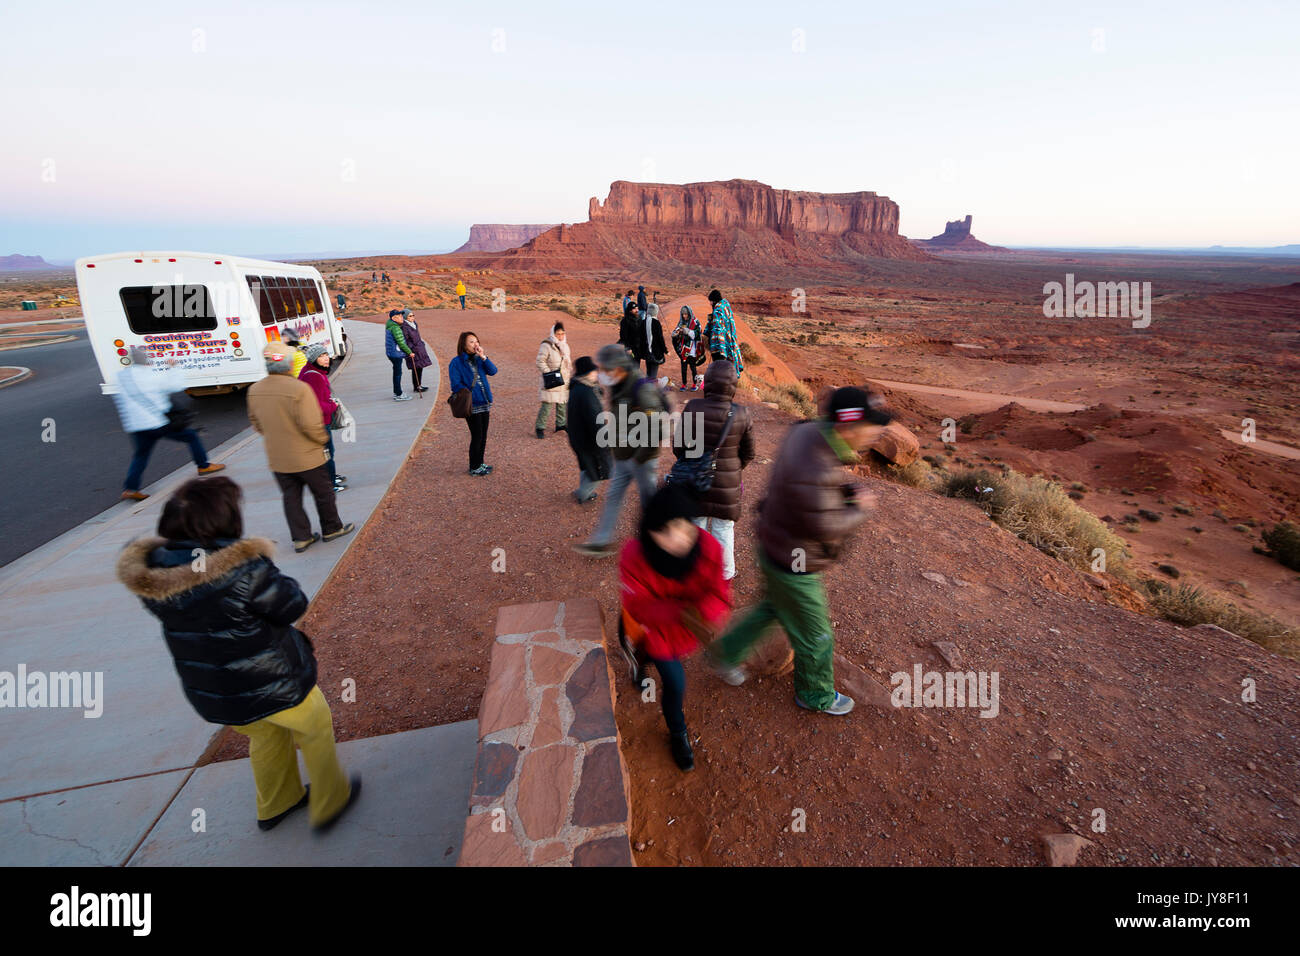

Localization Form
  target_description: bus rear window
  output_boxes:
[119,285,218,335]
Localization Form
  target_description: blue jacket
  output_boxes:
[385,320,412,359]
[449,352,497,408]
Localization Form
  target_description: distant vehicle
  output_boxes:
[74,251,348,395]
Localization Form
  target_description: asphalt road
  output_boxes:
[0,330,253,567]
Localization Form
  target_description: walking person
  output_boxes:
[672,305,706,390]
[674,360,754,581]
[535,321,572,438]
[247,344,355,553]
[618,298,643,372]
[642,302,668,382]
[706,289,744,375]
[117,476,362,832]
[384,309,415,401]
[399,308,433,393]
[456,279,467,309]
[566,356,611,503]
[448,331,498,476]
[618,484,732,771]
[113,347,225,501]
[636,285,649,320]
[298,343,347,492]
[707,387,892,714]
[574,344,666,557]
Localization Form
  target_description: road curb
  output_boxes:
[0,366,32,390]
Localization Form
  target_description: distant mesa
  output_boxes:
[455,179,932,275]
[0,254,54,271]
[914,215,1005,253]
[454,225,560,254]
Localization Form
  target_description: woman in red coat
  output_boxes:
[298,343,346,491]
[619,485,732,770]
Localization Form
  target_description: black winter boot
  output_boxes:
[669,730,695,771]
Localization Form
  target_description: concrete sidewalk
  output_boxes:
[0,317,471,865]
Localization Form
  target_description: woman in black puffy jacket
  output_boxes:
[117,476,361,833]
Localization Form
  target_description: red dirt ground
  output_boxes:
[210,306,1300,867]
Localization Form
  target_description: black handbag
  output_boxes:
[665,404,734,496]
[542,368,564,390]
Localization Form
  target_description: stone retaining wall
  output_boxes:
[458,599,635,866]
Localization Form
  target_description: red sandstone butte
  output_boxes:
[460,179,931,273]
[914,214,1006,252]
[453,224,560,253]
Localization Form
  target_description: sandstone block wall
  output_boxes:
[458,599,635,867]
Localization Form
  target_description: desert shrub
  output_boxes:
[739,342,763,366]
[887,458,936,489]
[1261,520,1300,571]
[756,381,815,419]
[1145,583,1299,658]
[942,467,1130,571]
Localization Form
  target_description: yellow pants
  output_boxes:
[231,685,351,827]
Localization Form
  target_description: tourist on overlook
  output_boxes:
[298,343,347,492]
[636,285,649,319]
[618,484,732,771]
[448,331,498,476]
[456,278,467,309]
[708,386,891,715]
[705,289,744,375]
[619,297,643,371]
[399,308,433,394]
[535,321,572,438]
[117,476,362,833]
[642,302,668,383]
[574,343,666,557]
[672,305,707,390]
[673,360,754,581]
[384,309,416,401]
[565,356,610,503]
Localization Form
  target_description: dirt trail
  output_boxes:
[212,307,1300,866]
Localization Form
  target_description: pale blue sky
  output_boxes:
[2,0,1296,260]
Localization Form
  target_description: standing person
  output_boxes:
[672,305,706,390]
[636,285,649,320]
[298,343,347,492]
[384,309,415,402]
[455,279,467,310]
[618,485,732,771]
[448,332,498,476]
[399,308,433,393]
[535,321,571,438]
[642,302,668,382]
[674,360,754,581]
[622,289,634,314]
[116,476,361,832]
[574,344,666,557]
[566,356,611,503]
[706,289,744,375]
[618,298,643,371]
[283,335,307,378]
[708,387,892,714]
[371,271,377,283]
[113,347,225,501]
[247,344,355,553]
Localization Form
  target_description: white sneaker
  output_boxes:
[796,691,855,715]
[710,658,746,686]
[394,393,414,402]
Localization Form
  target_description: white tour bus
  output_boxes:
[75,251,347,395]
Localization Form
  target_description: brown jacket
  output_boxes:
[247,372,329,474]
[758,420,866,574]
[675,362,755,522]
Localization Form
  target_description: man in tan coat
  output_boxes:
[247,344,354,552]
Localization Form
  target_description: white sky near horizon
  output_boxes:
[1,0,1297,261]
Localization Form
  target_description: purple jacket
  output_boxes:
[402,320,432,369]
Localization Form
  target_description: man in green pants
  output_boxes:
[710,386,893,715]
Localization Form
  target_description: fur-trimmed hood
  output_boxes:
[116,536,276,603]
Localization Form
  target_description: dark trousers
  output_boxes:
[125,425,209,491]
[645,359,660,380]
[411,364,424,390]
[389,356,404,396]
[649,656,687,735]
[680,358,704,386]
[467,411,490,469]
[273,464,342,542]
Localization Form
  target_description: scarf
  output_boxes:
[641,530,702,581]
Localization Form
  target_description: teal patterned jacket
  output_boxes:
[706,299,744,374]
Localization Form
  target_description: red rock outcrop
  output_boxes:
[914,215,1005,252]
[454,224,560,253]
[458,180,930,275]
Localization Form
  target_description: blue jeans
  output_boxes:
[589,456,658,546]
[577,467,600,500]
[389,356,404,396]
[325,431,338,482]
[125,425,209,491]
[650,655,686,735]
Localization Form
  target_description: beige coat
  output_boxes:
[247,373,329,474]
[536,334,572,403]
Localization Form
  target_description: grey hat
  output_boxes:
[596,342,634,371]
[303,342,328,365]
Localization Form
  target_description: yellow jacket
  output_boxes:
[290,348,307,378]
[455,281,466,296]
